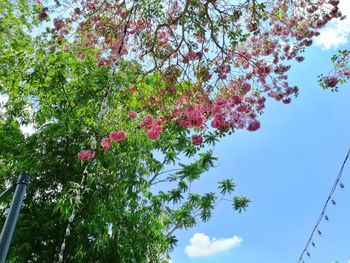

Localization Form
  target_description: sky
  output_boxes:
[171,1,350,263]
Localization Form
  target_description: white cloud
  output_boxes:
[184,233,242,258]
[315,0,350,50]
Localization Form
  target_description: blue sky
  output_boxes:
[171,1,350,263]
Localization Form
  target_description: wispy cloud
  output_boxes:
[184,233,242,258]
[315,0,350,50]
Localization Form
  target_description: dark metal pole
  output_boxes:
[0,173,30,263]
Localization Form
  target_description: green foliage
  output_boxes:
[318,49,350,92]
[233,196,251,213]
[0,1,248,262]
[218,179,236,195]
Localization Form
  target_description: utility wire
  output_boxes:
[297,148,350,263]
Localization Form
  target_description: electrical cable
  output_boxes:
[297,148,350,262]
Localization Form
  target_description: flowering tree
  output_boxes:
[0,0,343,262]
[39,0,343,139]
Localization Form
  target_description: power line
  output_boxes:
[297,148,350,263]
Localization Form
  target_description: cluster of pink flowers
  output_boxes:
[101,137,112,150]
[110,130,126,141]
[210,95,260,132]
[38,7,48,20]
[172,104,207,129]
[128,110,137,120]
[321,50,349,90]
[192,134,203,146]
[216,64,231,80]
[157,30,170,46]
[49,0,341,91]
[77,150,96,161]
[163,78,267,143]
[140,115,163,140]
[182,51,203,63]
[54,0,343,152]
[101,130,126,151]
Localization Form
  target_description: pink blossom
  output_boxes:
[247,120,261,131]
[242,83,251,93]
[152,125,162,133]
[100,137,111,150]
[282,98,292,104]
[128,110,137,119]
[74,7,81,15]
[140,115,154,130]
[324,76,338,87]
[192,135,203,146]
[77,150,96,161]
[38,8,48,20]
[147,128,160,140]
[49,0,342,142]
[109,130,126,142]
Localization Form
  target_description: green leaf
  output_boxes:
[218,179,236,195]
[233,196,251,213]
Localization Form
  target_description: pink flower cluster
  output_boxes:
[77,150,96,161]
[128,110,137,120]
[50,0,341,93]
[182,51,203,63]
[110,130,126,141]
[101,137,112,150]
[52,0,342,149]
[216,64,231,80]
[192,134,203,146]
[157,30,171,46]
[100,130,126,150]
[172,104,207,129]
[210,96,260,132]
[140,115,163,140]
[169,80,266,135]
